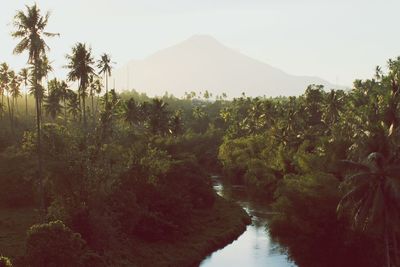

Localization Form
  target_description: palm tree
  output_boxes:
[124,98,141,126]
[40,55,52,81]
[323,89,343,127]
[9,70,22,120]
[36,55,53,99]
[66,43,95,130]
[57,81,69,124]
[94,78,103,117]
[19,68,29,117]
[338,152,400,267]
[97,53,114,106]
[12,3,58,219]
[89,76,102,121]
[44,86,62,121]
[0,65,14,130]
[169,109,183,136]
[0,63,10,119]
[149,98,169,135]
[66,90,80,121]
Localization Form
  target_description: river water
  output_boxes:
[200,177,297,267]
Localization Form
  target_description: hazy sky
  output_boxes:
[1,0,400,87]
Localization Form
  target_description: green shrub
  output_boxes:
[0,151,35,208]
[0,256,12,267]
[25,220,95,267]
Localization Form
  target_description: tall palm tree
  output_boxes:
[0,63,10,119]
[124,98,141,126]
[94,78,103,117]
[66,90,80,121]
[12,3,58,219]
[19,68,29,117]
[149,98,169,135]
[44,81,62,121]
[9,70,22,120]
[58,81,69,124]
[89,76,102,121]
[66,43,95,130]
[169,109,183,136]
[338,152,400,267]
[1,66,13,130]
[323,89,343,127]
[97,53,114,106]
[38,55,53,98]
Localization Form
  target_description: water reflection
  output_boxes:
[200,177,296,267]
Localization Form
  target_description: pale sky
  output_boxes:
[1,0,400,87]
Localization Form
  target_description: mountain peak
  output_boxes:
[113,36,336,97]
[182,34,223,47]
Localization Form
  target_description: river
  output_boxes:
[200,176,297,267]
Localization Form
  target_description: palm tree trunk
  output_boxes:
[91,93,94,125]
[96,94,99,114]
[105,74,108,106]
[384,211,391,267]
[11,97,15,126]
[78,88,82,123]
[25,92,28,118]
[7,95,13,133]
[82,91,87,131]
[36,92,44,221]
[1,92,3,118]
[392,232,399,266]
[33,60,44,222]
[64,98,67,126]
[15,97,18,117]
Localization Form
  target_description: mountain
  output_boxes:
[111,35,338,98]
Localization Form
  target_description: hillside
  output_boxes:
[112,35,338,97]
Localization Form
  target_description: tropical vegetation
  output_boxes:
[0,3,399,267]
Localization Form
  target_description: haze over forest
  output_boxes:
[2,0,400,97]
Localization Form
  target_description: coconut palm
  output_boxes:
[66,43,95,130]
[66,90,80,121]
[169,109,183,136]
[124,98,141,126]
[338,152,400,267]
[12,3,58,219]
[9,70,22,119]
[89,76,102,120]
[97,53,114,106]
[0,63,10,119]
[57,81,69,124]
[94,78,103,117]
[19,68,29,117]
[0,65,14,130]
[149,98,169,135]
[38,55,53,97]
[44,79,62,120]
[323,89,344,127]
[44,87,62,120]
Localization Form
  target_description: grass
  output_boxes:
[0,207,38,259]
[127,196,251,267]
[0,197,250,267]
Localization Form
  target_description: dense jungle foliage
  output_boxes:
[0,3,399,267]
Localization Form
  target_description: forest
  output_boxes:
[0,3,400,267]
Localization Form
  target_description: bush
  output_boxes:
[0,150,36,208]
[112,158,215,241]
[269,172,383,267]
[0,256,12,267]
[25,220,99,267]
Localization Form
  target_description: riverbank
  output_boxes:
[0,207,38,259]
[0,196,250,267]
[129,195,251,267]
